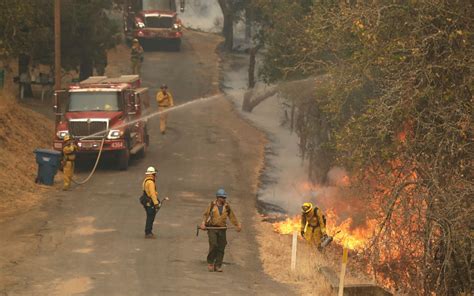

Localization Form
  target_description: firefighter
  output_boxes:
[142,166,162,239]
[156,84,174,135]
[200,188,242,272]
[62,135,78,191]
[131,38,144,75]
[300,202,327,249]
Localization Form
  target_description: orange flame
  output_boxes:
[273,216,301,235]
[273,213,376,251]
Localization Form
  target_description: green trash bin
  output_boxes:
[0,69,4,89]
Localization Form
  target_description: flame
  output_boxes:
[272,211,377,251]
[327,212,378,251]
[273,216,301,235]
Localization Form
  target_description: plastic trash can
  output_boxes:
[34,149,62,186]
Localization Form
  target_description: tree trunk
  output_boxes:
[218,0,234,51]
[18,54,33,98]
[242,88,278,113]
[222,12,234,51]
[245,6,252,42]
[79,57,93,81]
[248,47,256,88]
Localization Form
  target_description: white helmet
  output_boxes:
[145,166,157,175]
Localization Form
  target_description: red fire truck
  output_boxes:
[124,0,185,51]
[53,75,150,170]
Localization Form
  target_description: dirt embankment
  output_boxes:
[0,93,55,221]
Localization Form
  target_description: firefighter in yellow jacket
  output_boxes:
[131,38,144,75]
[142,166,163,239]
[200,188,241,272]
[300,202,327,248]
[156,84,174,134]
[62,135,78,191]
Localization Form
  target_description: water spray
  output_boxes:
[78,94,220,141]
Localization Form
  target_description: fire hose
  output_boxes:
[195,226,236,237]
[71,136,106,185]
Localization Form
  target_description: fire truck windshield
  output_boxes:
[68,92,121,112]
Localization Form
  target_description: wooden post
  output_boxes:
[291,229,298,271]
[54,0,61,90]
[338,247,349,296]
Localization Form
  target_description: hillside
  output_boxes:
[0,93,56,221]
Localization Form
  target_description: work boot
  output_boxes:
[144,233,156,239]
[214,265,223,272]
[207,264,214,272]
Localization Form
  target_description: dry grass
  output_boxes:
[255,219,333,295]
[0,91,57,221]
[254,217,373,295]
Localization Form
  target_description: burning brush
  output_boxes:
[272,215,340,250]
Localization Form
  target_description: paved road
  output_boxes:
[1,31,295,296]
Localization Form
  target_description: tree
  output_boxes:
[217,0,247,51]
[0,0,120,82]
[61,0,120,80]
[252,0,473,294]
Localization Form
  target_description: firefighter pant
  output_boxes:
[63,160,75,190]
[144,205,157,235]
[159,107,169,133]
[207,229,227,267]
[131,60,142,75]
[304,226,322,246]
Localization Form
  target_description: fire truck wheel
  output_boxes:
[117,148,130,170]
[171,39,181,52]
[137,146,146,159]
[137,131,148,159]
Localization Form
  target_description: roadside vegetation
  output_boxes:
[248,1,472,295]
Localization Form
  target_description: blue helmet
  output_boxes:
[216,188,227,198]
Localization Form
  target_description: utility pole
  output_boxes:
[54,0,61,90]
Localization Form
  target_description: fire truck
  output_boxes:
[124,0,185,51]
[53,75,150,170]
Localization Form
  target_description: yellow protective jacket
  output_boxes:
[156,91,174,108]
[301,207,326,235]
[63,143,78,161]
[202,201,240,228]
[142,176,159,206]
[131,45,144,61]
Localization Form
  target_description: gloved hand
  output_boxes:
[154,202,161,211]
[300,230,305,237]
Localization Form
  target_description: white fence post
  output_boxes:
[291,229,298,271]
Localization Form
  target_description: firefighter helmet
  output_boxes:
[302,202,313,214]
[146,166,157,175]
[160,83,168,89]
[132,38,139,43]
[216,188,227,198]
[63,134,72,142]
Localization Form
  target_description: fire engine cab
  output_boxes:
[124,0,184,51]
[53,75,150,170]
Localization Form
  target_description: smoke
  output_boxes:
[223,57,371,230]
[178,0,223,33]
